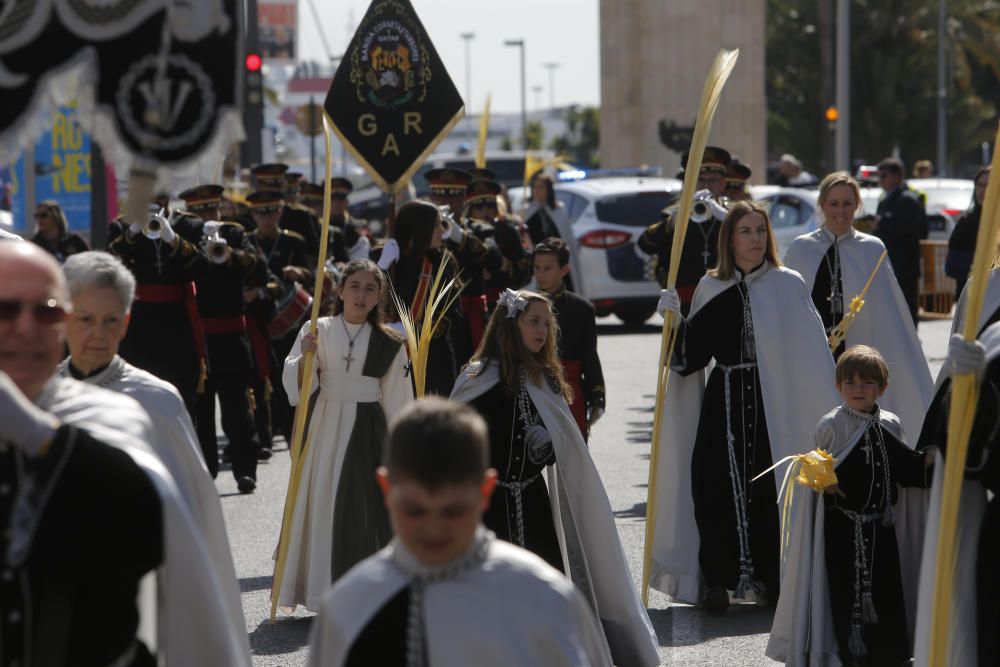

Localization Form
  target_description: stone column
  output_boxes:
[600,0,766,183]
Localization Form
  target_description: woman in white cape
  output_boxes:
[451,288,659,667]
[650,201,839,612]
[278,259,412,612]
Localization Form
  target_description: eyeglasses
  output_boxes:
[0,298,67,324]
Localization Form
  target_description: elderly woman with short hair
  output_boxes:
[30,199,89,262]
[58,251,248,642]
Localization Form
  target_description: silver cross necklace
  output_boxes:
[340,316,366,372]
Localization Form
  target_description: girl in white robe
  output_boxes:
[278,259,413,612]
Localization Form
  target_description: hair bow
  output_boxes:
[498,289,529,318]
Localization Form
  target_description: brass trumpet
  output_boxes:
[691,200,712,223]
[144,208,168,240]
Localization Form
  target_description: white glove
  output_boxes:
[525,424,554,465]
[947,333,986,377]
[159,215,177,245]
[202,221,221,237]
[128,221,142,238]
[657,288,682,316]
[707,197,728,221]
[0,371,60,457]
[693,189,713,202]
[447,219,465,243]
[377,238,400,270]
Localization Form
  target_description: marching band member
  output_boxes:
[251,163,321,262]
[465,179,531,309]
[277,259,412,610]
[636,146,731,315]
[246,189,312,444]
[106,200,207,426]
[724,162,753,203]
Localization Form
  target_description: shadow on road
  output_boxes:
[614,501,646,519]
[647,604,774,647]
[250,616,313,656]
[239,575,273,593]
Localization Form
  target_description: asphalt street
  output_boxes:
[217,314,951,666]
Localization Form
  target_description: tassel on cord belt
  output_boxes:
[496,473,542,547]
[838,508,881,658]
[719,361,765,601]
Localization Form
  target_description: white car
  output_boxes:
[516,176,682,326]
[747,186,819,255]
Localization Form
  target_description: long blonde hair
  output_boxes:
[470,290,572,403]
[710,200,782,280]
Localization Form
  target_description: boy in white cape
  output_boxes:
[768,346,932,667]
[307,398,613,667]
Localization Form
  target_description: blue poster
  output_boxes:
[9,104,92,234]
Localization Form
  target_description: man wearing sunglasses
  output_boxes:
[0,241,252,666]
[465,178,531,309]
[251,163,321,266]
[873,157,928,326]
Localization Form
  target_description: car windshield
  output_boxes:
[595,191,679,227]
[920,186,974,212]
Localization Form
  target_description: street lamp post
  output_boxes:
[835,0,850,172]
[544,62,559,109]
[504,39,527,149]
[532,85,543,111]
[460,32,475,141]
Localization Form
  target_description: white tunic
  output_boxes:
[783,228,934,435]
[307,529,613,667]
[56,355,247,657]
[280,315,412,611]
[34,375,251,666]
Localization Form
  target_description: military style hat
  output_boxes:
[465,179,502,205]
[425,167,472,195]
[284,171,303,193]
[299,182,324,204]
[467,167,496,181]
[725,162,752,186]
[251,163,290,187]
[178,184,224,211]
[680,146,732,174]
[330,177,354,195]
[245,190,284,213]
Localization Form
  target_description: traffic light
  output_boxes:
[242,52,263,166]
[825,106,838,130]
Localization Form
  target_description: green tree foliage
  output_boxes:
[767,0,1000,177]
[524,120,545,150]
[550,105,601,167]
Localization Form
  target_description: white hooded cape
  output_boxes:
[913,322,1000,666]
[35,375,251,667]
[948,267,1000,344]
[783,228,934,435]
[766,406,928,666]
[649,264,840,603]
[307,529,613,667]
[451,362,659,667]
[56,355,249,658]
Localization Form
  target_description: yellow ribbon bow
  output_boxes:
[753,448,839,556]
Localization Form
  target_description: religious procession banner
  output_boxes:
[324,0,464,193]
[0,0,244,170]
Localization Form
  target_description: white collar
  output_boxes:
[819,226,854,243]
[734,260,771,282]
[390,526,492,581]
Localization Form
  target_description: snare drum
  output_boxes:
[268,282,312,339]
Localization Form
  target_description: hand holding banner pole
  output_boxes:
[640,49,739,606]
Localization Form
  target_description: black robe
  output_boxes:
[824,417,930,664]
[918,358,1000,667]
[469,382,563,572]
[548,286,605,439]
[810,239,848,359]
[0,426,162,667]
[673,276,780,598]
